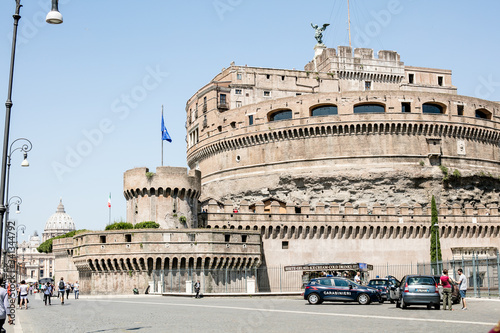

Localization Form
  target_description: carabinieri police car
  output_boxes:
[303,277,382,305]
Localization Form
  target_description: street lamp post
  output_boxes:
[0,0,62,269]
[15,223,25,283]
[0,138,31,269]
[3,196,22,268]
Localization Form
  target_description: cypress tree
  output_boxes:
[430,195,442,264]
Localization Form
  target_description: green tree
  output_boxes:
[430,196,442,266]
[37,229,88,253]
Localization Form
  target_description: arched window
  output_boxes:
[422,103,444,114]
[475,108,492,119]
[353,103,385,113]
[268,109,292,122]
[310,104,338,116]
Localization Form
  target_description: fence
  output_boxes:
[150,254,500,298]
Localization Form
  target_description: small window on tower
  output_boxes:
[457,105,464,116]
[248,115,254,125]
[365,81,371,90]
[408,74,414,84]
[438,76,443,86]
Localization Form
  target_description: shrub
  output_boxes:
[452,169,461,179]
[439,165,449,181]
[134,221,160,229]
[105,222,134,230]
[419,160,425,167]
[146,172,155,179]
[179,216,187,224]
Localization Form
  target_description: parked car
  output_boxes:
[367,278,398,303]
[303,277,382,305]
[396,275,440,310]
[433,275,462,304]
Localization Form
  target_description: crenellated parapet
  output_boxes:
[123,167,201,229]
[203,200,500,240]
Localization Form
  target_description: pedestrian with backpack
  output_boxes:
[58,278,66,305]
[43,282,52,306]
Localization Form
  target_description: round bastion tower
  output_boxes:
[123,167,201,228]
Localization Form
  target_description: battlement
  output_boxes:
[123,166,201,198]
[123,167,202,228]
[205,199,498,217]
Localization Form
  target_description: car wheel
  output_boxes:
[453,296,461,305]
[427,304,432,310]
[379,300,384,304]
[401,298,408,309]
[396,300,400,308]
[307,293,321,305]
[357,293,370,305]
[390,300,395,304]
[434,304,440,310]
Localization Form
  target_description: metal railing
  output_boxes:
[150,253,500,298]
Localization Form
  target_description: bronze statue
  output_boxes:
[311,23,330,45]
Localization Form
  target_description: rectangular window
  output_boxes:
[125,234,132,242]
[220,94,226,104]
[248,115,254,125]
[295,207,301,214]
[236,101,242,108]
[281,76,285,81]
[365,81,371,90]
[235,89,242,95]
[224,234,230,242]
[401,102,411,113]
[241,235,247,243]
[237,73,242,80]
[263,91,270,97]
[282,241,289,249]
[408,74,414,84]
[266,74,270,79]
[100,235,106,244]
[457,105,464,116]
[438,76,443,86]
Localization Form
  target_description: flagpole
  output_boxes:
[161,105,164,167]
[108,193,111,225]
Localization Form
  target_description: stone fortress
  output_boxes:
[53,42,500,294]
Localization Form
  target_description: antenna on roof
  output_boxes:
[347,0,352,47]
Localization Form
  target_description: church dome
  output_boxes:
[44,199,75,232]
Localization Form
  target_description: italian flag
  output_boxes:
[108,193,111,208]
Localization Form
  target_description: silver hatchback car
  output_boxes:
[396,275,440,310]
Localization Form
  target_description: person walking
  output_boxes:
[43,282,52,306]
[457,268,468,310]
[194,280,201,299]
[65,281,71,299]
[58,277,66,305]
[18,280,29,310]
[440,269,454,311]
[0,278,13,330]
[74,281,79,299]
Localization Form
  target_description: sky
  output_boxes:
[0,0,499,243]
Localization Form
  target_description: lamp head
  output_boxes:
[46,0,63,24]
[21,152,29,167]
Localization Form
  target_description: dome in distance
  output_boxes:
[44,198,75,232]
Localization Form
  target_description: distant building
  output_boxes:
[17,199,75,283]
[42,199,75,242]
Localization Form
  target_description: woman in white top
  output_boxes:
[18,280,29,310]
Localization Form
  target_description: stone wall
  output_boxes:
[123,167,201,228]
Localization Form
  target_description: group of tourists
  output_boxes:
[43,277,80,305]
[440,268,468,311]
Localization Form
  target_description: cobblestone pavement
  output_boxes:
[4,294,500,333]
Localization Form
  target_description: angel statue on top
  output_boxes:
[311,23,330,45]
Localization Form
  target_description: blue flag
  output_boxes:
[161,114,172,142]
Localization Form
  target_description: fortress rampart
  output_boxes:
[123,167,201,228]
[53,229,262,294]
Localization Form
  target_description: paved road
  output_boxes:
[4,294,500,333]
